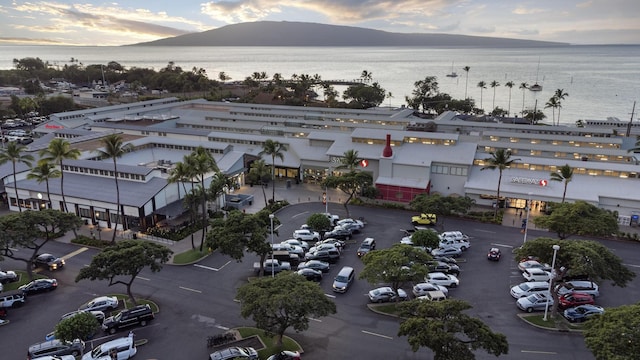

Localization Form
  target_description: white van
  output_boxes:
[82,335,136,360]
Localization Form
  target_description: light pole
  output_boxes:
[522,192,532,244]
[325,166,331,214]
[269,214,275,278]
[543,244,560,321]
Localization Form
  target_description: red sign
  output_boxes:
[539,179,548,187]
[360,159,369,168]
[45,124,63,129]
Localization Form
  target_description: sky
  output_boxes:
[1,0,639,46]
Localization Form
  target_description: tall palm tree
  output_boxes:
[477,81,487,112]
[554,89,569,125]
[481,149,520,219]
[519,82,529,115]
[259,139,288,204]
[189,146,219,251]
[504,81,515,115]
[27,160,61,209]
[550,164,574,203]
[170,155,198,249]
[208,172,234,213]
[95,134,134,243]
[545,96,559,126]
[490,81,500,111]
[463,66,471,99]
[39,138,81,213]
[168,161,192,199]
[336,149,362,172]
[0,142,34,212]
[249,159,271,206]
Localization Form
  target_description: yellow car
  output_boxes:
[411,213,437,225]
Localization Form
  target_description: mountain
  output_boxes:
[131,21,568,47]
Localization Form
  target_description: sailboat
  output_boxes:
[446,62,458,78]
[529,58,542,92]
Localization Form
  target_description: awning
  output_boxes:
[154,199,187,217]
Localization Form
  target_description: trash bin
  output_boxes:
[286,180,291,189]
[132,233,137,239]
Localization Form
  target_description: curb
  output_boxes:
[515,313,582,333]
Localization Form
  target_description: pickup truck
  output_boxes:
[253,259,291,274]
[411,213,437,226]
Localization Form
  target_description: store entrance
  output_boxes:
[508,197,546,212]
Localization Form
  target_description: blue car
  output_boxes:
[563,304,605,322]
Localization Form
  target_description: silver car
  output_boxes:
[517,293,553,312]
[210,346,258,360]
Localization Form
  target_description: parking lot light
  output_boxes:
[270,214,275,278]
[543,244,560,321]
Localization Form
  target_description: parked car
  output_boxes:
[431,247,462,258]
[517,293,554,312]
[412,282,449,297]
[27,339,85,359]
[292,229,320,242]
[323,226,352,240]
[297,260,330,273]
[33,253,65,271]
[487,248,501,261]
[78,296,119,312]
[281,239,310,252]
[0,270,18,284]
[209,346,258,360]
[304,248,340,263]
[438,237,471,251]
[60,310,106,323]
[427,261,460,276]
[102,304,154,334]
[411,213,437,225]
[82,336,137,359]
[296,268,323,281]
[556,281,600,298]
[558,292,596,310]
[425,272,459,287]
[417,290,447,301]
[317,238,345,250]
[368,287,408,303]
[433,255,457,265]
[19,278,58,295]
[266,350,301,360]
[308,243,340,254]
[563,304,605,322]
[336,218,365,230]
[510,281,550,299]
[31,355,76,360]
[522,268,552,282]
[356,238,376,257]
[0,289,26,307]
[517,260,551,272]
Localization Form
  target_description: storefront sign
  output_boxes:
[511,177,549,186]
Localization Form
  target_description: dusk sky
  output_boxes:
[1,0,638,46]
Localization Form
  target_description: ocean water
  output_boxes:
[1,45,639,125]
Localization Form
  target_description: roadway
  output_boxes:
[2,202,639,359]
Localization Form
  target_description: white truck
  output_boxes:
[253,259,291,274]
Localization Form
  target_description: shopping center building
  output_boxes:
[3,98,639,229]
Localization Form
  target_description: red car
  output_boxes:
[558,292,595,309]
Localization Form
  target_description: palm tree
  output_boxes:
[519,82,529,115]
[249,159,271,206]
[360,70,372,82]
[336,150,362,172]
[259,140,288,204]
[504,81,515,115]
[477,81,487,112]
[27,160,61,209]
[189,147,219,251]
[39,138,81,213]
[481,149,520,219]
[208,172,234,213]
[168,161,193,199]
[170,155,199,249]
[550,164,574,203]
[554,89,569,125]
[545,97,560,126]
[0,142,34,212]
[490,81,500,111]
[95,134,134,243]
[463,66,471,99]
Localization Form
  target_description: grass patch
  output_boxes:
[112,294,159,313]
[2,270,47,291]
[371,303,404,317]
[172,249,208,264]
[236,327,301,360]
[521,314,583,330]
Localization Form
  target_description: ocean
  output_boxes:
[1,45,639,125]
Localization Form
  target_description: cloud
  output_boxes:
[512,6,546,15]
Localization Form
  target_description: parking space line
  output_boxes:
[179,286,202,293]
[475,229,496,233]
[62,247,89,260]
[309,317,322,322]
[217,261,231,270]
[491,243,514,248]
[136,276,150,281]
[215,325,230,330]
[624,263,640,268]
[292,211,309,219]
[521,350,558,355]
[324,294,336,298]
[361,330,393,340]
[194,264,220,271]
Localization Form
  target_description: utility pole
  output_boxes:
[626,101,636,138]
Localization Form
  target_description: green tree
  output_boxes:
[305,213,332,236]
[0,141,34,212]
[476,81,487,112]
[342,82,387,108]
[554,89,569,125]
[504,81,515,115]
[359,244,433,293]
[523,109,546,124]
[207,172,234,213]
[532,201,618,239]
[236,272,337,346]
[259,139,288,204]
[514,237,634,320]
[410,229,442,250]
[406,76,440,114]
[410,194,475,229]
[54,311,100,343]
[39,138,81,213]
[398,299,509,360]
[519,82,528,115]
[322,171,373,218]
[247,159,271,206]
[545,96,559,126]
[480,149,520,220]
[27,160,61,209]
[490,80,500,111]
[462,66,471,99]
[583,303,640,360]
[188,147,219,251]
[360,70,373,82]
[95,134,134,243]
[335,149,361,172]
[0,210,82,279]
[168,158,197,249]
[549,164,574,202]
[76,240,172,305]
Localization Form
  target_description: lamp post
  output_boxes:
[522,192,532,244]
[269,214,275,278]
[543,244,561,321]
[325,166,331,214]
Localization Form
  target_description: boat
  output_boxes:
[446,62,458,78]
[529,58,542,91]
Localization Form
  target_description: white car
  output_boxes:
[510,281,550,299]
[438,238,471,251]
[517,260,551,272]
[78,296,119,312]
[412,282,449,297]
[431,247,462,258]
[292,229,320,242]
[308,243,340,254]
[556,280,600,297]
[281,239,309,251]
[425,272,459,287]
[517,293,554,312]
[522,268,552,282]
[440,231,469,241]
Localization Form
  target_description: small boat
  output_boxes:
[446,62,458,78]
[529,58,542,91]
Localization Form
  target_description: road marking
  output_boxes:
[361,330,393,340]
[324,294,336,298]
[624,263,640,268]
[215,325,230,330]
[274,224,283,231]
[179,286,202,293]
[475,229,496,233]
[521,350,558,355]
[491,243,514,248]
[62,247,89,260]
[292,211,309,219]
[308,317,322,322]
[194,264,220,271]
[217,261,231,270]
[136,276,150,281]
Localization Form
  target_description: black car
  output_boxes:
[433,255,457,265]
[33,253,65,271]
[297,260,331,273]
[102,304,154,334]
[427,261,460,276]
[296,268,323,282]
[19,278,58,295]
[323,227,352,240]
[487,248,501,261]
[304,249,340,263]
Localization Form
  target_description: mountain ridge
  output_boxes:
[131,21,569,47]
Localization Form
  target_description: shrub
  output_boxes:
[72,235,112,248]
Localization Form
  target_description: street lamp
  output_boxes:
[325,166,331,214]
[522,192,532,244]
[269,214,275,278]
[543,244,561,321]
